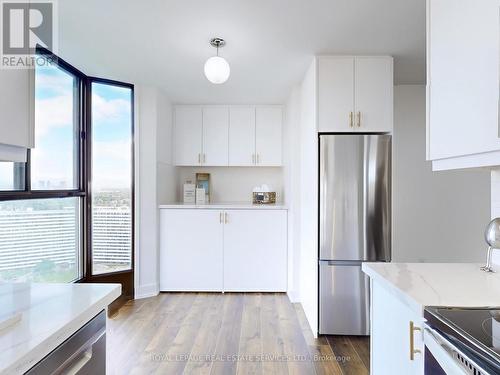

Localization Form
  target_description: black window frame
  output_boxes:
[85,77,135,279]
[0,46,135,287]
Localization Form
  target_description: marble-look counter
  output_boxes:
[0,282,121,375]
[159,202,287,210]
[362,263,500,314]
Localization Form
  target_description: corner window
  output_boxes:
[0,48,134,286]
[32,61,80,190]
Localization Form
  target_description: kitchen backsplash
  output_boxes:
[176,166,284,203]
[490,169,500,268]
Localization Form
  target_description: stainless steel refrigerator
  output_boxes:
[319,134,391,335]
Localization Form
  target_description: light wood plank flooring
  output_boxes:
[108,293,369,375]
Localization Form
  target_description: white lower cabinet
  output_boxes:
[223,210,287,292]
[159,208,287,292]
[371,280,424,374]
[160,209,223,291]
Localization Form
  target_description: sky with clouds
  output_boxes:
[0,63,132,191]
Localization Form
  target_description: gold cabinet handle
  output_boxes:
[349,112,353,128]
[357,111,361,127]
[409,321,421,360]
[224,212,228,224]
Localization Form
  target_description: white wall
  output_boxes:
[135,86,175,299]
[283,86,301,302]
[298,59,318,336]
[157,93,177,205]
[176,167,283,203]
[393,85,490,262]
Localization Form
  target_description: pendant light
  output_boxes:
[204,38,230,84]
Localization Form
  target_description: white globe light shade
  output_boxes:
[204,56,230,84]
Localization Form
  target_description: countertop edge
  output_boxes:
[4,284,121,375]
[158,203,288,210]
[362,263,425,315]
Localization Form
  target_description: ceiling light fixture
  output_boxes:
[204,38,230,84]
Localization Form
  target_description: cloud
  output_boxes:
[35,71,73,96]
[35,94,74,137]
[92,140,132,190]
[91,93,130,125]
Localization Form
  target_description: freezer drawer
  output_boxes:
[319,262,370,335]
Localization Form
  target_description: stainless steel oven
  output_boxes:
[424,307,500,375]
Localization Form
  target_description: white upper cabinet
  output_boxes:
[354,57,393,132]
[229,106,255,166]
[174,105,202,166]
[256,106,282,166]
[318,57,355,132]
[427,0,500,170]
[202,106,229,166]
[317,56,393,133]
[0,68,34,161]
[174,104,283,167]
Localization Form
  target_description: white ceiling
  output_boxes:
[58,0,425,104]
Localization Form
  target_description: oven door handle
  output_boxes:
[424,326,490,375]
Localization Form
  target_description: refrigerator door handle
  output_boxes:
[319,260,362,266]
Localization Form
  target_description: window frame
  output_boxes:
[0,47,87,201]
[85,77,135,278]
[0,47,135,287]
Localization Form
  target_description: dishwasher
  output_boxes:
[26,310,106,375]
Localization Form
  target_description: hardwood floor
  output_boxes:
[108,293,370,375]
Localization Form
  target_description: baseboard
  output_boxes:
[287,290,300,303]
[135,283,159,299]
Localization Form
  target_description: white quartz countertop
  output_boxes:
[0,282,121,375]
[159,202,287,210]
[362,263,500,315]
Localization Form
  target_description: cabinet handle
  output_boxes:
[256,154,260,164]
[349,112,353,128]
[252,154,255,164]
[357,111,361,127]
[224,212,228,224]
[409,321,422,360]
[198,153,201,164]
[203,153,206,163]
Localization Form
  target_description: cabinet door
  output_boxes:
[317,57,355,132]
[202,106,229,166]
[427,0,499,161]
[371,280,423,374]
[223,210,287,292]
[160,209,223,291]
[228,106,256,166]
[354,57,393,132]
[174,105,202,166]
[0,68,34,148]
[255,106,282,166]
